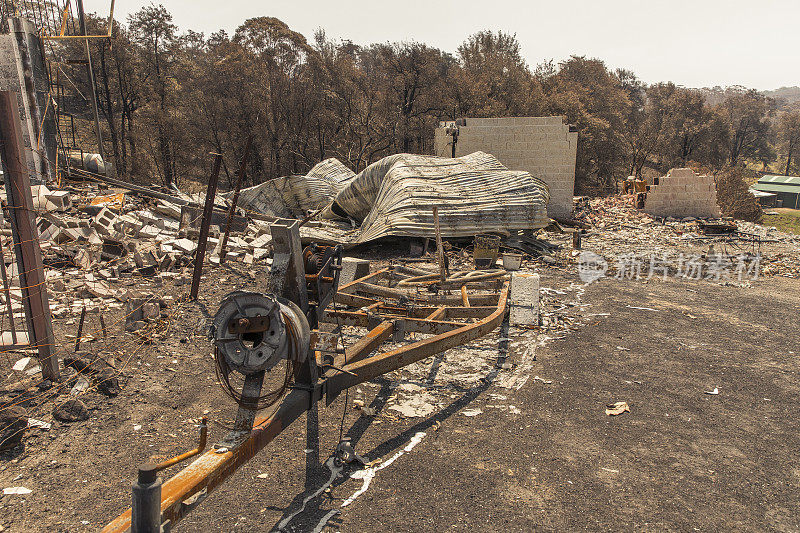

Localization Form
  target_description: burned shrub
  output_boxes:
[713,167,762,222]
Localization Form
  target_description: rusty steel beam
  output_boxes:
[332,320,394,368]
[331,291,381,308]
[437,306,495,319]
[103,389,312,533]
[323,309,465,335]
[332,294,495,320]
[426,307,447,321]
[348,281,499,306]
[325,280,509,401]
[460,286,471,307]
[190,154,222,300]
[336,267,390,294]
[0,91,59,380]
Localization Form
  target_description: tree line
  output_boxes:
[60,5,800,192]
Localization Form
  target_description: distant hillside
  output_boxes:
[764,86,800,106]
[691,86,800,109]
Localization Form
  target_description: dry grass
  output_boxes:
[763,208,800,235]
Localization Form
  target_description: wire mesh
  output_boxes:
[0,134,236,452]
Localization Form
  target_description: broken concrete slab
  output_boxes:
[124,297,161,331]
[167,238,197,254]
[153,200,182,220]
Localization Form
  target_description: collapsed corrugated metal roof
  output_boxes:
[228,158,353,218]
[323,152,550,243]
[233,152,550,244]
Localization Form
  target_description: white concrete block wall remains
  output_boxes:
[643,168,722,219]
[434,116,578,219]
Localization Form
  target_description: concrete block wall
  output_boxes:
[643,168,722,218]
[435,116,578,218]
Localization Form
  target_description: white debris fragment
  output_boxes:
[27,418,51,430]
[278,458,343,530]
[3,486,32,495]
[70,375,90,395]
[388,391,437,418]
[626,305,659,311]
[12,357,31,371]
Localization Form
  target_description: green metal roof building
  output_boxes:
[751,175,800,209]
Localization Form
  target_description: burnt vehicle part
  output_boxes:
[104,220,509,533]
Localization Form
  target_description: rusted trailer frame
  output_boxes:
[103,268,509,533]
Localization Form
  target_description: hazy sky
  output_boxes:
[83,0,799,90]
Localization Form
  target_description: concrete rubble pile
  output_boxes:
[0,180,294,325]
[566,196,800,278]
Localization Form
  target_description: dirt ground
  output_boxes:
[1,248,799,532]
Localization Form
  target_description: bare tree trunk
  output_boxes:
[785,143,794,176]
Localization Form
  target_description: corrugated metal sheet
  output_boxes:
[304,157,356,185]
[325,152,550,243]
[752,183,800,194]
[233,152,550,244]
[227,159,352,218]
[758,175,800,186]
[749,188,777,198]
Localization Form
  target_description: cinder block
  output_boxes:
[92,207,118,237]
[339,257,371,287]
[46,190,72,211]
[510,272,540,326]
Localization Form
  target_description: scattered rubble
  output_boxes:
[0,153,799,532]
[568,196,800,279]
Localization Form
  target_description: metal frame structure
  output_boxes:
[40,0,115,41]
[103,233,509,532]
